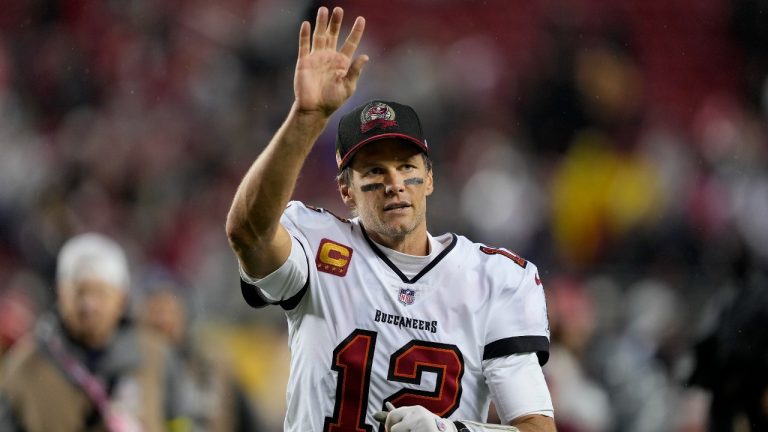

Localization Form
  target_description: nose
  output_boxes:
[77,289,106,318]
[79,293,100,316]
[383,170,406,195]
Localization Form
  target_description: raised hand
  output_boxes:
[294,7,368,116]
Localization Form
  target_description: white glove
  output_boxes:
[374,403,522,432]
[375,402,457,432]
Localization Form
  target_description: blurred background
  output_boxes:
[1,0,767,430]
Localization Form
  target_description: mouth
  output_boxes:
[383,202,412,212]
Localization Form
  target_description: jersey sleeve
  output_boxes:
[239,201,318,310]
[482,353,554,423]
[240,234,309,309]
[483,260,550,365]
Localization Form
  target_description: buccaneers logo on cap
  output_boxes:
[360,102,398,133]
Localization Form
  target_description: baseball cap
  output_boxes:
[335,100,428,170]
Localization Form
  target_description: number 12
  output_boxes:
[323,329,464,432]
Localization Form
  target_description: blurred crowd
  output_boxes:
[1,0,767,431]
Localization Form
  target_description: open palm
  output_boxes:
[294,7,368,116]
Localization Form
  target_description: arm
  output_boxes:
[0,396,23,432]
[507,414,556,432]
[162,346,192,426]
[378,267,556,432]
[225,6,368,277]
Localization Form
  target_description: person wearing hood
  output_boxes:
[0,233,191,432]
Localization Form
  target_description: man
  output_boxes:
[0,233,190,432]
[689,263,768,431]
[226,7,555,432]
[138,270,264,432]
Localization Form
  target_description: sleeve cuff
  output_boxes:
[239,236,310,308]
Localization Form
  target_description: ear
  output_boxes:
[425,168,434,197]
[338,180,356,209]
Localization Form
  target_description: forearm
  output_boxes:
[227,6,367,276]
[226,103,329,270]
[449,416,554,432]
[507,414,556,432]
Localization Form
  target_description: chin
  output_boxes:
[77,324,111,345]
[381,223,417,238]
[83,332,111,348]
[363,212,420,239]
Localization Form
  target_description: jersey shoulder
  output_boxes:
[283,201,354,234]
[455,235,540,290]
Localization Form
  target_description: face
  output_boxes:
[58,278,126,349]
[340,139,434,244]
[141,291,186,346]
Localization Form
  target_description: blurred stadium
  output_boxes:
[1,0,767,430]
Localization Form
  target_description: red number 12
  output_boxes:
[323,329,464,432]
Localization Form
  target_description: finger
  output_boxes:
[385,415,400,432]
[390,424,408,432]
[327,7,343,50]
[346,54,369,83]
[373,411,388,423]
[384,406,405,431]
[312,7,329,51]
[340,16,365,58]
[298,21,310,58]
[374,401,395,423]
[390,411,421,432]
[390,419,416,432]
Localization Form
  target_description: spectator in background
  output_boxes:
[545,277,612,432]
[0,289,36,361]
[0,233,190,432]
[138,269,264,432]
[593,279,683,432]
[689,255,768,431]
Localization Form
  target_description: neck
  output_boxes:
[366,225,429,256]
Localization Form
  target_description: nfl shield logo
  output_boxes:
[398,288,415,306]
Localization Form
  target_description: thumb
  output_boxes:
[346,54,369,83]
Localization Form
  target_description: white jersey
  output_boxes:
[240,201,551,431]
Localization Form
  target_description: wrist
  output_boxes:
[286,102,331,140]
[291,101,334,123]
[434,417,458,432]
[453,420,520,432]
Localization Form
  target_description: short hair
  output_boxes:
[336,152,433,187]
[56,233,130,291]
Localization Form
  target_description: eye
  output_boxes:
[365,167,384,176]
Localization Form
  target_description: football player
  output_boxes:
[226,7,555,432]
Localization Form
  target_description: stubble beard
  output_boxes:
[361,204,426,243]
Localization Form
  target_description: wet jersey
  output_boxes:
[240,201,552,432]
